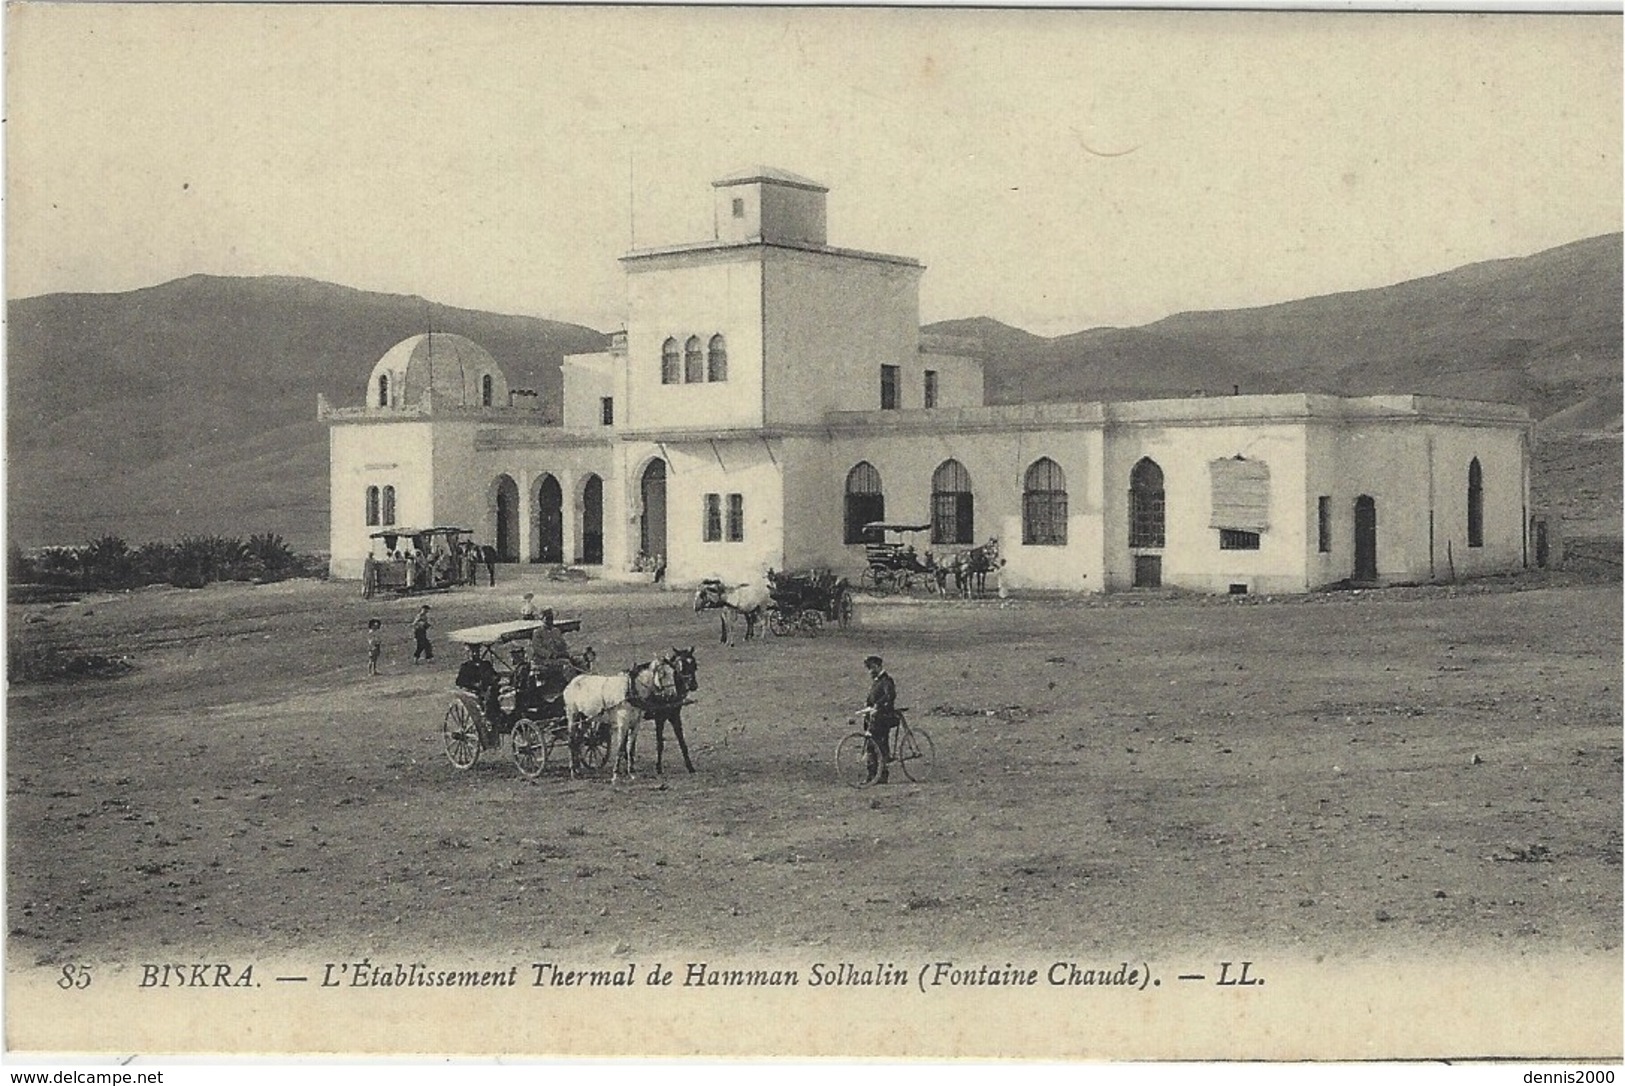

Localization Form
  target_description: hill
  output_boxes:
[939,234,1622,430]
[7,276,607,549]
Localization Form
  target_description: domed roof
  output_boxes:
[369,333,508,408]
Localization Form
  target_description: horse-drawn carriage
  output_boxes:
[364,526,483,597]
[440,618,600,778]
[859,522,935,593]
[765,567,854,635]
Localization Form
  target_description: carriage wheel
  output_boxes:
[837,591,854,630]
[896,724,935,783]
[574,720,612,771]
[799,609,824,635]
[442,700,482,770]
[539,719,567,767]
[835,733,882,788]
[510,718,546,779]
[767,609,792,637]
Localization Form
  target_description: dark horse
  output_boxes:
[948,537,1001,598]
[641,647,700,774]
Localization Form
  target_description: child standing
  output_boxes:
[366,618,383,675]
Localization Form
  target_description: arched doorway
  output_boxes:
[640,459,667,562]
[535,474,563,563]
[579,474,604,565]
[493,474,520,563]
[1354,495,1378,583]
[1129,457,1165,588]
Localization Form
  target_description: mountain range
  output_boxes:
[8,234,1620,551]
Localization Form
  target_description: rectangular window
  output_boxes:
[1317,496,1331,553]
[600,397,614,426]
[726,493,744,542]
[1219,529,1261,550]
[703,494,722,542]
[732,197,745,219]
[880,365,900,410]
[924,369,939,408]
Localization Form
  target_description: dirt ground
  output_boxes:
[7,571,1621,969]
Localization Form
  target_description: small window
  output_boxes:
[661,338,681,384]
[1219,529,1260,550]
[377,374,390,408]
[381,486,396,527]
[685,336,704,383]
[726,494,744,542]
[365,486,381,527]
[600,397,614,426]
[708,334,728,382]
[703,494,722,542]
[881,365,900,410]
[924,369,939,409]
[1317,496,1331,553]
[481,374,493,407]
[732,197,745,219]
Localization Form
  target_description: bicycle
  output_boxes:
[835,707,934,787]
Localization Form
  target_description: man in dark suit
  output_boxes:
[863,655,898,783]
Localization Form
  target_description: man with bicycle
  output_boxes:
[862,654,899,784]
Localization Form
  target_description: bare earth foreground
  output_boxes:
[6,573,1621,1057]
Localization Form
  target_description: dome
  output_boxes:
[367,333,509,410]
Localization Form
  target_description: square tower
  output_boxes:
[713,166,828,247]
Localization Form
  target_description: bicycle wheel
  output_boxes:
[895,723,935,783]
[835,732,882,788]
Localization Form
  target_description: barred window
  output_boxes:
[1129,458,1165,548]
[1219,529,1260,550]
[661,338,681,384]
[685,336,704,383]
[844,462,885,544]
[708,335,728,382]
[1467,458,1484,548]
[726,494,744,542]
[932,459,974,545]
[1022,458,1068,546]
[702,494,722,542]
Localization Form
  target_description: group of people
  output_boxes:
[363,605,437,672]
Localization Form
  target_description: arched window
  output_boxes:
[684,336,704,383]
[1023,458,1068,546]
[1129,458,1165,548]
[661,338,681,384]
[481,374,493,407]
[381,485,397,526]
[708,334,728,382]
[377,374,390,408]
[1467,457,1484,548]
[365,486,381,527]
[844,462,885,544]
[931,460,974,545]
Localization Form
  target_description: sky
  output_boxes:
[6,6,1621,336]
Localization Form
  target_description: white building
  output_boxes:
[322,167,1534,594]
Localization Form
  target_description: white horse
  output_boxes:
[562,657,680,782]
[693,579,772,644]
